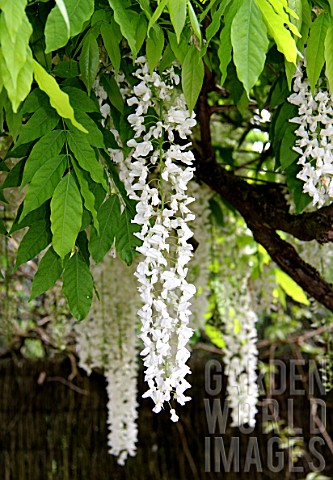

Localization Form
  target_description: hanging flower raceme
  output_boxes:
[288,62,333,207]
[75,257,139,465]
[108,57,197,419]
[212,277,259,427]
[187,180,212,329]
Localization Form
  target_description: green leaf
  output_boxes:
[66,129,107,190]
[279,122,298,170]
[21,130,66,187]
[67,111,105,148]
[146,25,165,74]
[99,73,124,113]
[307,13,330,93]
[10,202,49,234]
[272,101,297,167]
[285,162,312,213]
[0,12,31,85]
[51,172,83,258]
[159,43,176,71]
[188,1,202,45]
[148,0,169,33]
[205,324,226,349]
[182,46,204,113]
[217,0,241,84]
[20,89,49,115]
[266,0,301,36]
[269,74,289,108]
[116,208,141,265]
[55,0,70,36]
[168,30,191,64]
[101,21,121,76]
[231,0,269,96]
[62,252,93,320]
[288,0,302,33]
[199,0,219,22]
[33,60,87,133]
[76,230,90,264]
[30,246,63,299]
[134,13,148,53]
[62,86,100,113]
[138,0,152,18]
[325,21,333,93]
[275,269,310,305]
[53,60,80,78]
[16,106,59,146]
[20,154,67,221]
[284,59,297,90]
[15,218,52,269]
[169,0,187,43]
[205,0,230,46]
[296,0,311,55]
[0,14,33,112]
[1,160,25,190]
[3,100,22,141]
[72,159,99,233]
[79,33,100,94]
[45,0,94,52]
[255,0,298,64]
[89,195,120,263]
[108,0,138,57]
[0,0,26,42]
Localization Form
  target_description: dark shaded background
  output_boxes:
[0,350,332,480]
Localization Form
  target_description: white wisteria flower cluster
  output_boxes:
[187,180,212,329]
[109,57,197,419]
[213,277,259,427]
[75,257,139,465]
[288,63,333,207]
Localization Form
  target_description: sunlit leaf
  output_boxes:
[33,60,87,133]
[45,0,94,52]
[275,269,310,305]
[255,0,298,64]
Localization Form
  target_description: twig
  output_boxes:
[45,376,89,396]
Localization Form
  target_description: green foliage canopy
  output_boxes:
[1,0,333,319]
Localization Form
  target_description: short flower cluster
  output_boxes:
[75,257,139,465]
[111,57,197,418]
[288,63,333,207]
[213,277,259,427]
